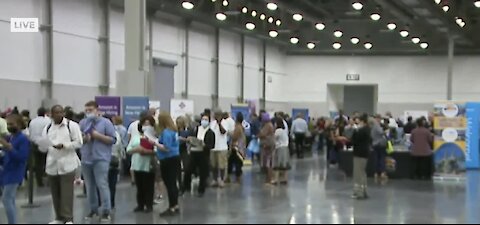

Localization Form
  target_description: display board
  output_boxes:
[122,96,149,128]
[170,99,194,120]
[433,102,467,178]
[292,108,309,121]
[231,104,250,122]
[95,96,121,116]
[404,110,429,123]
[466,102,480,169]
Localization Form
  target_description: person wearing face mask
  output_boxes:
[79,101,117,222]
[0,114,30,224]
[182,114,215,197]
[127,116,157,213]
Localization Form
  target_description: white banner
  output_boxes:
[170,99,194,120]
[404,110,429,123]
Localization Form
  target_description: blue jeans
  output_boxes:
[1,184,19,224]
[82,161,111,215]
[374,146,387,174]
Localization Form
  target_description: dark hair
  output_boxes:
[200,113,211,121]
[236,112,244,124]
[85,101,99,108]
[138,116,156,133]
[7,114,24,130]
[359,113,369,124]
[65,109,75,120]
[37,107,47,117]
[21,110,30,118]
[417,118,425,127]
[408,116,413,122]
[275,118,285,129]
[139,111,148,120]
[51,105,63,113]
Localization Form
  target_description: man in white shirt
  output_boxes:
[40,105,82,224]
[210,110,229,188]
[291,113,308,159]
[29,107,51,187]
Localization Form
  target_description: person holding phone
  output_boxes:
[0,114,30,224]
[127,115,157,213]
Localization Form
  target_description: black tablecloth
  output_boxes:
[338,151,412,179]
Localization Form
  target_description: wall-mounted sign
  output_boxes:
[346,74,360,81]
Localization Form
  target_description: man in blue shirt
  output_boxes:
[79,101,117,222]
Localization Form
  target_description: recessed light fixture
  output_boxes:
[260,14,266,20]
[307,42,316,49]
[420,42,429,49]
[400,30,409,37]
[293,13,303,21]
[387,23,397,30]
[315,23,326,30]
[268,17,274,23]
[442,5,449,12]
[276,20,281,26]
[434,0,441,4]
[475,0,480,8]
[352,1,364,10]
[460,21,466,27]
[182,1,194,10]
[242,7,248,13]
[351,37,360,44]
[251,10,257,17]
[456,17,466,27]
[334,30,343,38]
[269,30,279,38]
[370,13,381,21]
[364,42,373,49]
[212,0,216,2]
[333,42,342,49]
[290,37,299,44]
[216,12,227,21]
[267,2,278,10]
[411,37,420,44]
[222,0,228,6]
[246,23,255,30]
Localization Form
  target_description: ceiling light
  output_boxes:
[315,23,326,30]
[460,21,466,27]
[411,37,420,44]
[333,42,342,49]
[352,2,364,10]
[420,42,429,49]
[290,37,299,44]
[434,0,441,4]
[216,12,227,21]
[267,2,278,11]
[276,20,281,26]
[222,0,228,6]
[246,22,255,30]
[242,7,248,13]
[442,5,449,12]
[387,23,397,30]
[400,30,409,37]
[212,0,216,2]
[307,42,316,49]
[182,1,194,10]
[370,13,381,21]
[364,42,373,49]
[475,0,480,8]
[260,14,266,20]
[334,30,343,38]
[268,17,274,23]
[251,10,257,17]
[293,14,303,21]
[351,37,360,44]
[269,30,278,38]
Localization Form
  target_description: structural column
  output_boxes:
[183,20,191,98]
[260,41,267,110]
[212,28,220,109]
[99,0,110,95]
[239,35,245,103]
[447,37,455,101]
[40,0,54,106]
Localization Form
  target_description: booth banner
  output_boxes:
[122,96,149,128]
[292,108,309,120]
[170,99,194,120]
[95,96,121,116]
[466,102,480,169]
[404,110,429,123]
[433,102,467,177]
[231,104,250,122]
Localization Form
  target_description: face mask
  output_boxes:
[142,126,155,135]
[86,113,96,120]
[7,127,18,134]
[201,120,210,128]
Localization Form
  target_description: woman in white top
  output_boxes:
[273,117,290,185]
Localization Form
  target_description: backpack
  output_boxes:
[46,120,73,141]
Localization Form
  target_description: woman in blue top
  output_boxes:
[153,112,180,217]
[0,114,30,224]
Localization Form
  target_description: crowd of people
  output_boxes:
[0,103,435,224]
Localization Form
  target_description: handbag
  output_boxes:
[247,138,260,154]
[386,140,395,155]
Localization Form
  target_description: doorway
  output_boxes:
[327,84,378,116]
[151,58,177,112]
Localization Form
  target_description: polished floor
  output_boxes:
[1,154,479,224]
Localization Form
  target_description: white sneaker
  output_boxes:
[218,180,225,188]
[48,221,64,224]
[65,222,74,224]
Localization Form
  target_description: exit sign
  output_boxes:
[346,74,360,81]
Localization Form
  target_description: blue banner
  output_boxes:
[292,108,309,121]
[466,102,480,169]
[231,105,251,122]
[122,96,149,128]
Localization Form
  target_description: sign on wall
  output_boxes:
[95,96,121,117]
[346,74,360,81]
[170,99,194,120]
[466,102,480,169]
[292,108,309,121]
[122,96,149,127]
[231,104,251,122]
